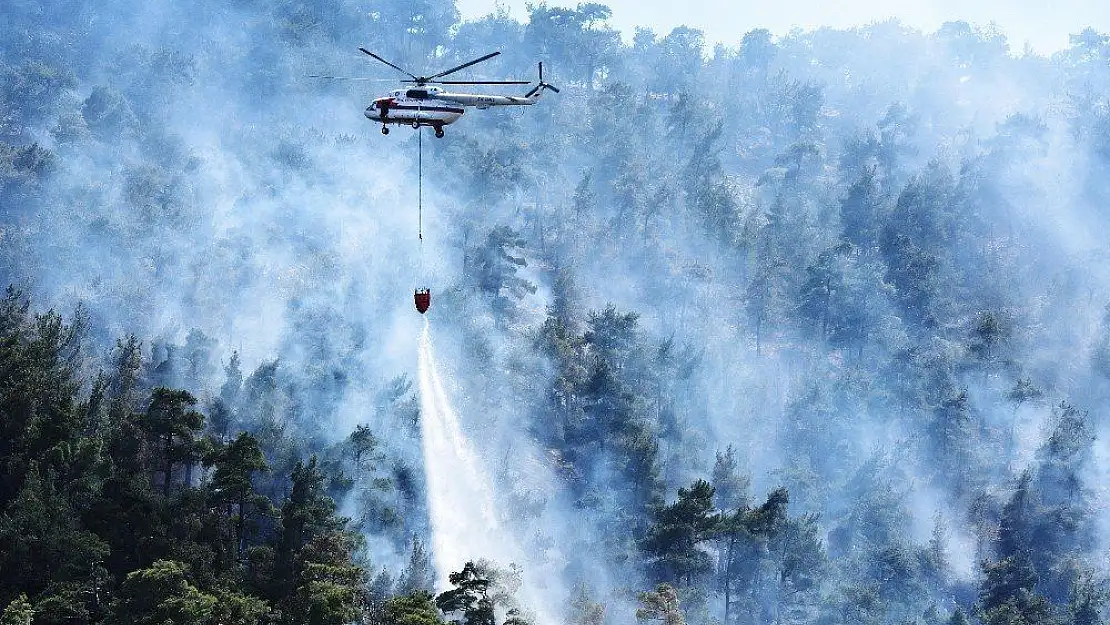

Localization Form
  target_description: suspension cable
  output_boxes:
[418,124,423,244]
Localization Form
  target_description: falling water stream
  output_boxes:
[417,320,507,583]
[416,320,558,625]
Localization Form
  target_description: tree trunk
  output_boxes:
[163,433,173,496]
[724,531,737,625]
[237,499,247,560]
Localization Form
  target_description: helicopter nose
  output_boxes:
[365,107,379,120]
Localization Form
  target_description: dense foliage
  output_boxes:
[3,0,1110,624]
[0,288,368,623]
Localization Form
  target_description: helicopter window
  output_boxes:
[406,89,429,99]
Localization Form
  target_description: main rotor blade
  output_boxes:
[358,48,417,80]
[428,51,501,80]
[419,80,531,85]
[308,75,397,81]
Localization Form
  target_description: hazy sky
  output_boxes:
[456,0,1110,54]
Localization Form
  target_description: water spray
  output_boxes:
[416,321,559,625]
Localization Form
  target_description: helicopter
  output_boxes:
[314,50,558,315]
[356,49,559,137]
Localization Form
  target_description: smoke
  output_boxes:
[8,0,1110,618]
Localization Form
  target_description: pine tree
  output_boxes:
[0,595,32,625]
[142,388,206,495]
[568,584,605,625]
[378,591,446,625]
[840,169,884,252]
[107,560,216,625]
[276,457,345,596]
[397,536,436,595]
[644,479,718,585]
[285,532,365,625]
[636,584,685,625]
[436,562,495,625]
[470,226,537,318]
[208,431,270,561]
[711,446,750,513]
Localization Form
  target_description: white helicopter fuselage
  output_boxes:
[364,83,549,135]
[364,87,466,128]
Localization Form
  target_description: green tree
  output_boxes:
[0,61,77,131]
[568,584,605,625]
[0,287,85,506]
[502,608,532,625]
[210,589,269,625]
[378,591,447,625]
[1067,570,1105,625]
[929,389,975,492]
[0,469,108,605]
[636,584,685,625]
[107,335,144,425]
[32,583,100,625]
[182,329,217,391]
[346,424,380,469]
[969,311,1011,368]
[718,488,824,625]
[644,479,719,585]
[0,142,56,206]
[368,0,459,60]
[208,431,270,561]
[798,242,880,347]
[880,162,955,328]
[470,226,537,318]
[716,507,747,625]
[80,86,137,138]
[840,169,884,251]
[746,239,791,356]
[285,532,365,625]
[978,550,1049,625]
[143,388,206,495]
[526,4,620,89]
[0,595,32,625]
[711,445,750,513]
[220,351,244,406]
[436,562,495,625]
[397,536,436,595]
[108,560,216,625]
[276,457,345,596]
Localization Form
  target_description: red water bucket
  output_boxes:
[414,288,431,314]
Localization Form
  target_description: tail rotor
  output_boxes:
[526,62,560,98]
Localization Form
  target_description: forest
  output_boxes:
[2,0,1110,624]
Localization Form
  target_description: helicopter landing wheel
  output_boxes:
[434,127,445,138]
[412,121,420,129]
[381,126,389,135]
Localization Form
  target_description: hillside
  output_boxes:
[2,1,1110,624]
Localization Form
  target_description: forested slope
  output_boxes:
[2,1,1110,624]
